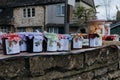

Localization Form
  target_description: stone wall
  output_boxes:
[13,6,44,28]
[0,45,119,80]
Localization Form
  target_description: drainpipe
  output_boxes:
[43,6,46,31]
[64,0,70,34]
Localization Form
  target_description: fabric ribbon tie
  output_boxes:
[1,34,21,42]
[44,33,58,41]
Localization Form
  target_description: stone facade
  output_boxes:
[0,45,119,80]
[13,6,44,31]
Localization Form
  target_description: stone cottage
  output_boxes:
[0,0,64,32]
[0,0,95,33]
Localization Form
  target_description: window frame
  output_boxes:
[56,4,65,17]
[23,7,35,18]
[0,26,10,33]
[48,27,58,33]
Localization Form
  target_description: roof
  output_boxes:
[0,0,95,8]
[110,21,120,29]
[81,0,95,7]
[0,0,65,8]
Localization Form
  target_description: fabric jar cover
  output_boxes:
[72,34,83,49]
[1,33,21,55]
[44,33,58,52]
[25,32,43,53]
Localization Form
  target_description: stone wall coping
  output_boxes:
[0,45,119,60]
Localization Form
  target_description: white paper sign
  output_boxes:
[89,38,96,47]
[19,40,27,52]
[90,37,102,47]
[47,40,57,51]
[5,39,20,54]
[63,39,70,51]
[73,39,82,48]
[57,39,64,51]
[82,39,89,46]
[68,0,75,6]
[33,39,42,52]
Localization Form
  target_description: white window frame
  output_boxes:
[56,4,65,17]
[49,27,58,33]
[23,7,35,18]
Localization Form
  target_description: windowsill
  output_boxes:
[22,17,35,19]
[56,15,64,17]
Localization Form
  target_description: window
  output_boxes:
[0,26,10,33]
[23,7,35,18]
[17,28,26,32]
[27,8,31,17]
[48,27,58,33]
[32,8,35,17]
[23,9,26,17]
[56,4,65,16]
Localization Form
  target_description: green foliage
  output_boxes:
[74,6,86,19]
[74,6,97,24]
